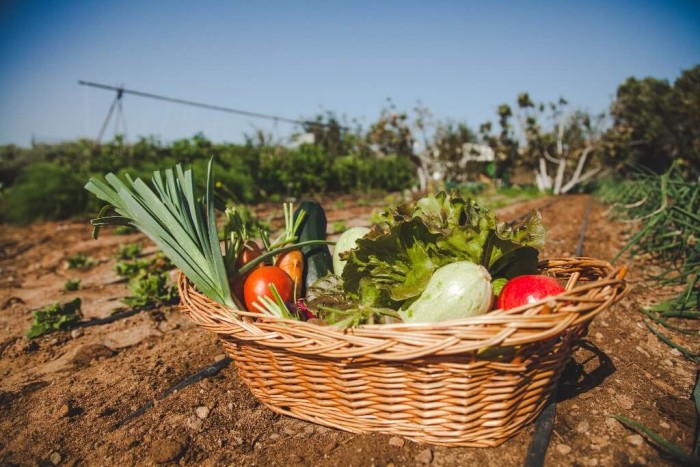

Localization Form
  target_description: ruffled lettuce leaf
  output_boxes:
[341,192,545,308]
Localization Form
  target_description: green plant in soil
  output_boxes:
[65,254,95,269]
[113,225,136,235]
[331,220,347,233]
[121,271,178,308]
[63,279,81,291]
[116,254,174,280]
[117,243,142,260]
[599,163,700,463]
[115,259,154,278]
[27,298,82,339]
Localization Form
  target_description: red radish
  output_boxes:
[497,275,565,310]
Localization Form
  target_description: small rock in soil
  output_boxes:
[605,417,618,429]
[188,417,203,431]
[557,444,572,455]
[49,451,62,465]
[616,394,634,410]
[150,439,185,464]
[416,448,433,464]
[71,344,114,367]
[559,413,576,431]
[575,421,590,434]
[59,403,71,418]
[388,436,405,447]
[660,421,670,429]
[232,436,244,447]
[195,406,210,419]
[70,328,83,339]
[626,434,644,447]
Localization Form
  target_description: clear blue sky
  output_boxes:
[1,0,698,147]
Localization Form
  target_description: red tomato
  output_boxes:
[243,266,294,312]
[497,275,565,310]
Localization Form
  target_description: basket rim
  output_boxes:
[177,256,630,361]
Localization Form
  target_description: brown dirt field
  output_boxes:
[0,194,696,466]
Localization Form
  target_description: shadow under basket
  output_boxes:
[178,257,630,448]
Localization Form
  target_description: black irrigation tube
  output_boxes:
[72,297,180,330]
[114,356,233,429]
[524,195,593,467]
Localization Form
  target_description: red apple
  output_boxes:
[497,275,565,310]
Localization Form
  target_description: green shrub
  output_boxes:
[331,155,415,192]
[367,155,415,191]
[258,145,333,197]
[1,163,89,225]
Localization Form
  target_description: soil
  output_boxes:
[0,194,696,466]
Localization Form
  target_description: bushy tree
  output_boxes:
[607,65,700,175]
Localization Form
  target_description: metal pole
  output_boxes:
[78,80,348,130]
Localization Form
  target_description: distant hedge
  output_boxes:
[0,135,416,224]
[2,163,89,225]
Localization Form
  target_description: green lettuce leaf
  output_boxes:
[341,192,545,308]
[342,218,440,304]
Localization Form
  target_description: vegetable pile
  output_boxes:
[86,162,565,328]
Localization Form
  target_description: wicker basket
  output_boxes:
[178,257,629,447]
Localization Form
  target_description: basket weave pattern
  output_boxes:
[178,257,629,447]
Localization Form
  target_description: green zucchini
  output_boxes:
[294,201,333,291]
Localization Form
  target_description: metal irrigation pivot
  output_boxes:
[78,80,349,144]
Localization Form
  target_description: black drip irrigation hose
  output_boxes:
[114,356,233,429]
[524,196,593,467]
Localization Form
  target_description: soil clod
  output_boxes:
[416,448,433,464]
[149,439,185,464]
[195,406,210,419]
[388,436,405,447]
[556,443,572,455]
